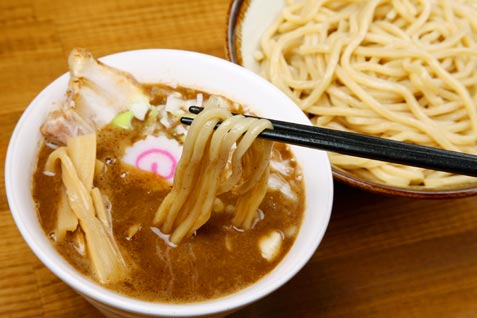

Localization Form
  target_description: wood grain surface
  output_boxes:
[2,1,477,317]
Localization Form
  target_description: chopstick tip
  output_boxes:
[189,106,203,114]
[180,116,193,125]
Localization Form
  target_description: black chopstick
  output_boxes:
[181,107,477,178]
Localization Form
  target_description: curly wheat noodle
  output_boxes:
[153,108,228,229]
[258,0,477,188]
[217,117,257,193]
[232,120,274,194]
[153,107,273,244]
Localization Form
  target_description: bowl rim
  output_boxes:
[225,0,477,199]
[5,48,334,317]
[225,0,249,67]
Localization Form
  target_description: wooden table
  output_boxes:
[2,1,477,317]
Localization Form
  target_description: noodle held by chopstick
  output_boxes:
[153,105,273,244]
[257,0,477,188]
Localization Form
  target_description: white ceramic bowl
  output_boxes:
[5,49,334,318]
[226,0,477,199]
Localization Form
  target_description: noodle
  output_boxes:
[153,106,273,244]
[257,0,477,188]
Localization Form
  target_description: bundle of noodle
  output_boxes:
[153,104,273,244]
[45,134,127,284]
[256,0,477,188]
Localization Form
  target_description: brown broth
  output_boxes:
[32,86,305,303]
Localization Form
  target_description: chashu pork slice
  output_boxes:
[41,48,151,144]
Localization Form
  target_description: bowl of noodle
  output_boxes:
[5,49,333,317]
[226,0,477,198]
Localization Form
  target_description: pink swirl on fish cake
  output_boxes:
[135,148,178,180]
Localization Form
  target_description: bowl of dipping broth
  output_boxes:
[5,49,333,318]
[226,0,477,198]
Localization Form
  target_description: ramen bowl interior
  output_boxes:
[226,0,477,198]
[5,49,333,318]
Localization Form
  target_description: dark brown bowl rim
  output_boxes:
[225,0,477,199]
[226,0,248,66]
